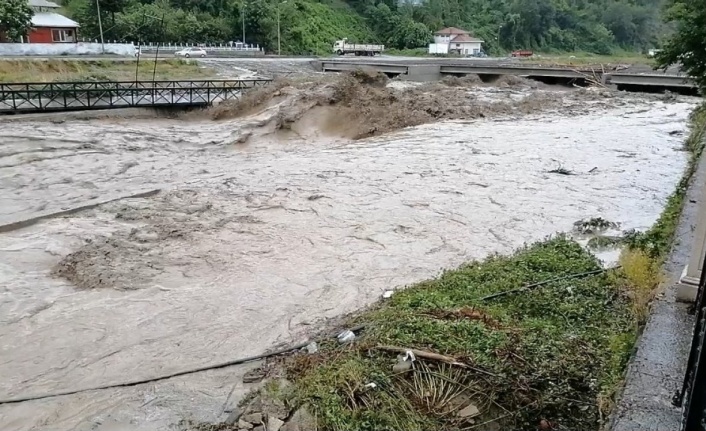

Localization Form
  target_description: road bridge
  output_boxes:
[317,60,697,92]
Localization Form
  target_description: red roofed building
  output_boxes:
[433,27,484,56]
[18,0,80,43]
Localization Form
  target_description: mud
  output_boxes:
[0,78,699,430]
[210,72,630,141]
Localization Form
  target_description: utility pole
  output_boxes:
[277,1,287,55]
[95,0,105,53]
[241,2,246,45]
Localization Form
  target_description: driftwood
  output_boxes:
[374,345,468,368]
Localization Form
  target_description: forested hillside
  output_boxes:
[64,0,668,55]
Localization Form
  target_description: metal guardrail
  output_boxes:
[677,250,706,430]
[0,79,271,114]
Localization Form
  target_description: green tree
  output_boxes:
[0,0,33,41]
[656,0,706,91]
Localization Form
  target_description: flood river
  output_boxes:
[0,92,696,430]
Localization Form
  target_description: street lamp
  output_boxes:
[277,1,287,56]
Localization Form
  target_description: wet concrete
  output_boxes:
[609,138,706,430]
[0,87,699,430]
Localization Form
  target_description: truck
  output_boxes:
[333,39,384,56]
[428,43,449,55]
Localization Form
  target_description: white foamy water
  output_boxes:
[0,96,696,430]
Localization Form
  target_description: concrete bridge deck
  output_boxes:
[316,60,697,91]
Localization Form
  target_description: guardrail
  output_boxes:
[79,40,263,52]
[676,249,706,430]
[0,79,272,114]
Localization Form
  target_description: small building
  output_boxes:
[26,0,80,43]
[431,27,484,56]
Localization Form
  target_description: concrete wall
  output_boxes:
[0,42,135,56]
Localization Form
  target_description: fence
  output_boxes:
[0,79,271,114]
[77,39,263,52]
[676,247,706,430]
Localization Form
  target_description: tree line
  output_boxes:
[1,0,670,55]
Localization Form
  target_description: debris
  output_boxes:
[457,403,480,419]
[337,330,356,344]
[364,382,377,389]
[588,167,598,173]
[573,217,619,234]
[382,290,394,299]
[375,345,468,368]
[243,369,267,384]
[548,166,574,175]
[305,342,318,354]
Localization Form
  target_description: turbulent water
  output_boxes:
[0,91,696,430]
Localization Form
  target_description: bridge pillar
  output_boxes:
[677,183,706,302]
[401,65,442,82]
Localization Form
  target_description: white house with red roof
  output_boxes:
[26,0,80,43]
[432,27,484,56]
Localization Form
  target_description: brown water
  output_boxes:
[0,92,696,430]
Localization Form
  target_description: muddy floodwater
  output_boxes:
[0,89,697,430]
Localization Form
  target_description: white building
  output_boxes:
[431,27,484,56]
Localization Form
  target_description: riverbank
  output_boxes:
[0,58,215,82]
[185,108,706,431]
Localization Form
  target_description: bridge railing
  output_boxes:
[0,79,272,114]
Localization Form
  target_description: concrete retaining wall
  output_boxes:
[0,43,136,57]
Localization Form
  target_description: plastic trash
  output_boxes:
[382,290,394,299]
[306,342,319,354]
[337,329,356,344]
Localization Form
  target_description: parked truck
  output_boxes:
[333,39,384,56]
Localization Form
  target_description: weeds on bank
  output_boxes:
[285,237,637,430]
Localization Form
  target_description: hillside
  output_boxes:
[63,0,668,55]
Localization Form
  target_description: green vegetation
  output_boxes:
[656,0,706,92]
[0,58,214,82]
[65,0,668,56]
[284,237,639,430]
[0,0,33,42]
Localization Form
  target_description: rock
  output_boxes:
[457,403,480,419]
[253,426,265,431]
[238,419,254,430]
[268,416,285,431]
[281,406,316,431]
[225,406,245,425]
[262,397,289,420]
[243,413,263,425]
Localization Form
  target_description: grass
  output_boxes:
[272,106,706,431]
[0,58,215,83]
[284,237,637,430]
